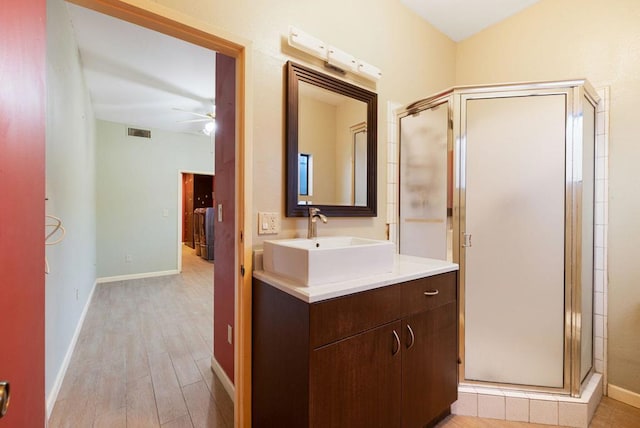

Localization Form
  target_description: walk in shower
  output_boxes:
[398,81,599,396]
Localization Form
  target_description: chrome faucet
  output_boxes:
[307,207,328,239]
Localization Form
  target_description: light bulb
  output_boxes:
[203,121,215,136]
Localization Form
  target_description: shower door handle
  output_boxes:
[462,233,472,248]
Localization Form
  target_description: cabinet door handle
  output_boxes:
[392,330,400,356]
[406,324,415,350]
[424,290,439,296]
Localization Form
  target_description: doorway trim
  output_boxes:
[67,1,253,425]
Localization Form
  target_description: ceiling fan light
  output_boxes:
[203,121,216,136]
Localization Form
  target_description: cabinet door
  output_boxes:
[310,321,402,428]
[402,302,457,427]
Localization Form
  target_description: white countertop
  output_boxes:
[253,253,459,303]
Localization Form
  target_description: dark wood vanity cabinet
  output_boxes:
[252,271,458,428]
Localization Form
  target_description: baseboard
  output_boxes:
[608,384,640,409]
[211,356,235,402]
[97,269,179,283]
[46,279,98,419]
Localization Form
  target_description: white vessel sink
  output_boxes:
[262,236,395,286]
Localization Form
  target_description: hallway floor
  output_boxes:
[49,246,233,428]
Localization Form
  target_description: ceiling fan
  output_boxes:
[173,107,216,135]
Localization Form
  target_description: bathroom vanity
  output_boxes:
[252,253,459,427]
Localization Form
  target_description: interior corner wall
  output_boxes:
[455,0,640,395]
[96,120,213,278]
[45,0,98,403]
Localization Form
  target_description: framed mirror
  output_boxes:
[286,61,377,217]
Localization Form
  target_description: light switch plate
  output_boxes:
[258,212,279,235]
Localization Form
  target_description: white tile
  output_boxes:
[559,401,589,428]
[387,123,398,144]
[387,142,398,164]
[596,112,605,135]
[451,392,477,416]
[389,226,397,244]
[387,163,397,184]
[505,397,529,422]
[594,225,604,248]
[595,202,605,226]
[594,270,604,293]
[594,247,604,270]
[595,157,605,180]
[595,358,604,374]
[530,399,558,425]
[478,394,505,419]
[595,179,605,204]
[588,376,603,421]
[594,291,604,315]
[594,314,604,338]
[594,336,604,360]
[595,134,606,157]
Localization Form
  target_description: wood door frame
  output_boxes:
[67,1,253,425]
[177,170,215,273]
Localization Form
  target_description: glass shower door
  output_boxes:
[399,102,452,261]
[463,94,567,388]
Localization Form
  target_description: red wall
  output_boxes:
[213,54,236,381]
[0,1,46,426]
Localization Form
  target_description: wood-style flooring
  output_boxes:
[49,246,233,428]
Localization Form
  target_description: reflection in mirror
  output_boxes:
[286,61,377,217]
[297,82,367,206]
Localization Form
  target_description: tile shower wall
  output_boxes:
[387,101,401,248]
[594,87,609,389]
[387,89,610,427]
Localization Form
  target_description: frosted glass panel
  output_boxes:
[581,98,596,380]
[399,103,450,260]
[464,95,566,388]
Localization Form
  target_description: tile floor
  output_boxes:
[48,246,232,427]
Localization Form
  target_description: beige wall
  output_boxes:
[154,0,456,240]
[456,0,640,395]
[299,96,337,204]
[335,99,367,205]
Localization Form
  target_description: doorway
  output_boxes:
[51,0,247,425]
[180,172,215,270]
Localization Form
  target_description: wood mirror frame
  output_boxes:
[286,61,377,217]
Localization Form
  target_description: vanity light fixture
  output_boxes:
[287,26,382,81]
[288,26,327,59]
[326,46,357,72]
[356,60,382,81]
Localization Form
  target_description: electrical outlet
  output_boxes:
[258,212,279,235]
[125,254,132,263]
[227,324,233,344]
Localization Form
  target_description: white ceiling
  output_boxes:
[66,3,216,135]
[66,1,539,135]
[401,0,541,42]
